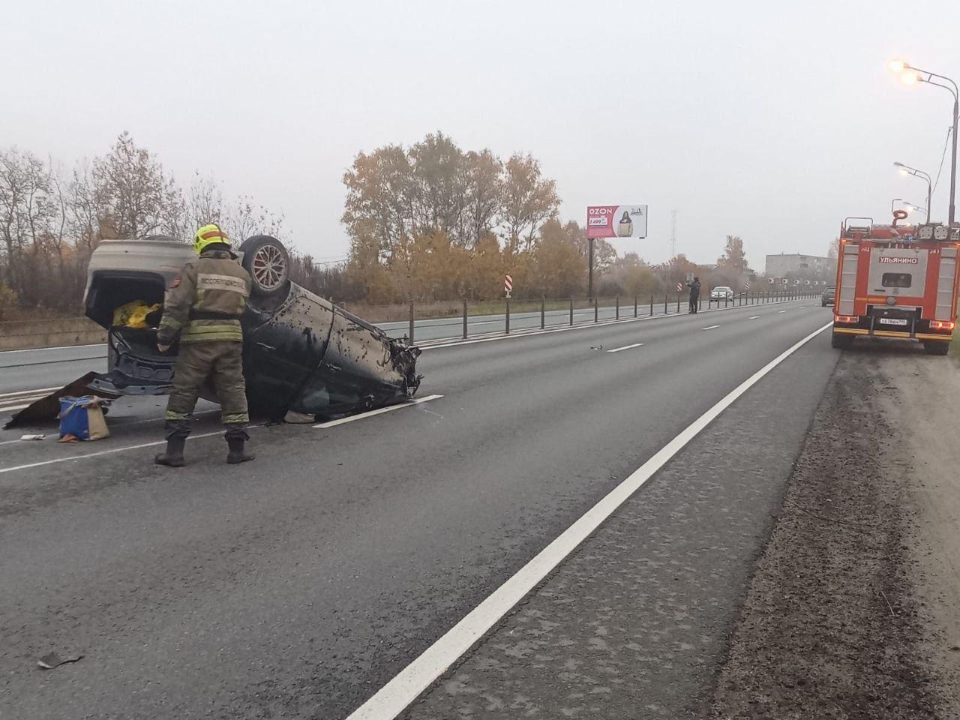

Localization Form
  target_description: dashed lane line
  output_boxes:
[702,325,720,331]
[344,320,834,720]
[748,316,760,320]
[606,342,644,354]
[313,395,444,429]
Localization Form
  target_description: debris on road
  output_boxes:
[37,652,84,670]
[58,396,110,441]
[19,434,45,441]
[4,372,118,430]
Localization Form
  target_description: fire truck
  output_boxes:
[832,212,960,354]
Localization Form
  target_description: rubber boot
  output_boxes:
[226,437,256,464]
[155,436,186,467]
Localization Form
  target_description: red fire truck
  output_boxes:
[832,212,960,354]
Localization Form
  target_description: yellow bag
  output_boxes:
[112,301,162,328]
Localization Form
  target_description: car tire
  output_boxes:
[831,331,854,349]
[240,235,290,299]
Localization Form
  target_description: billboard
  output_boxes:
[587,205,648,239]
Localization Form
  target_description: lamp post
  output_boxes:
[893,162,932,222]
[889,60,959,227]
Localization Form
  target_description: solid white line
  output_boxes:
[344,320,834,720]
[313,395,444,429]
[0,343,106,355]
[0,403,30,413]
[702,325,720,331]
[606,342,644,354]
[0,426,260,476]
[748,316,760,320]
[0,387,59,400]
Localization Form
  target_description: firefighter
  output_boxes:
[689,276,701,314]
[154,224,256,467]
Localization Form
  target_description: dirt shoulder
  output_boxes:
[711,344,960,719]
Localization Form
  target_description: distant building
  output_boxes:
[765,253,832,278]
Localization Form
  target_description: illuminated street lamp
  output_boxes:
[893,162,932,222]
[889,59,959,226]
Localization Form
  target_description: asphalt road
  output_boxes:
[0,299,836,719]
[0,295,782,399]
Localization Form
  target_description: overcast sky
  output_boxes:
[3,0,959,269]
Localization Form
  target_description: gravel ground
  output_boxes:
[711,344,958,719]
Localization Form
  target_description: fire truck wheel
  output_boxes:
[923,341,950,356]
[831,331,854,349]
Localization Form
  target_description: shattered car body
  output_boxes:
[10,236,420,426]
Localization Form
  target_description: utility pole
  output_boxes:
[588,237,595,300]
[670,210,677,258]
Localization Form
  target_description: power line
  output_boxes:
[933,125,953,193]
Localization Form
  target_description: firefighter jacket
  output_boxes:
[157,246,252,345]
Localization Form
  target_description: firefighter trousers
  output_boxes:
[164,341,249,440]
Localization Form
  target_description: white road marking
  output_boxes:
[702,325,720,331]
[344,320,834,720]
[313,395,444,429]
[0,427,247,476]
[748,316,760,320]
[778,310,786,314]
[0,343,106,355]
[0,403,30,413]
[606,342,644,354]
[0,387,59,400]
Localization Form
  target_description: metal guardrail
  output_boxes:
[398,291,820,344]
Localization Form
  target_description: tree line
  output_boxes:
[0,132,282,320]
[0,130,754,321]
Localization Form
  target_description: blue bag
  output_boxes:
[59,396,110,441]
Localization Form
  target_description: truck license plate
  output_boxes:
[878,318,908,326]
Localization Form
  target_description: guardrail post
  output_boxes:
[570,297,574,326]
[676,293,681,313]
[649,294,653,316]
[463,299,468,339]
[594,296,599,323]
[664,293,668,314]
[616,295,620,320]
[409,301,415,345]
[634,295,638,318]
[506,297,511,334]
[541,295,546,329]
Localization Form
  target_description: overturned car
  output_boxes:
[10,235,420,427]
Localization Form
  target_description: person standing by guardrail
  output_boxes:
[154,224,256,467]
[688,277,701,314]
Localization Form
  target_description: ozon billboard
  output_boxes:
[587,205,648,239]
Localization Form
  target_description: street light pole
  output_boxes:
[890,61,959,226]
[893,163,932,222]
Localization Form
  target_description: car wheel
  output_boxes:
[240,235,290,299]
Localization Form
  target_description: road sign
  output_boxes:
[768,278,775,284]
[505,274,513,298]
[782,278,789,285]
[676,282,683,292]
[744,281,751,290]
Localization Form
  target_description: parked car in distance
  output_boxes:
[710,286,734,301]
[821,285,836,307]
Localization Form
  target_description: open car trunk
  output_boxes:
[6,237,421,428]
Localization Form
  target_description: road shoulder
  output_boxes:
[401,332,839,719]
[711,346,955,718]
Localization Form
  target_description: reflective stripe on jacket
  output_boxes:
[157,247,253,345]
